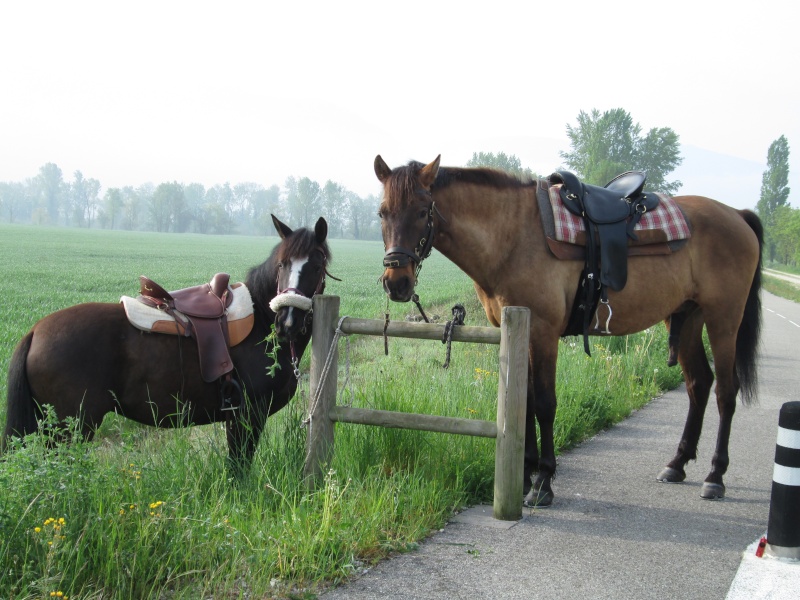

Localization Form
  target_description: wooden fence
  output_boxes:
[303,295,530,521]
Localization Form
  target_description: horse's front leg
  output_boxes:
[225,395,269,476]
[523,340,558,508]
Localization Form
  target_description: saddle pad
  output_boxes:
[547,184,691,245]
[121,282,254,346]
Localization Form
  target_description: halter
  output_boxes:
[381,189,446,327]
[269,248,333,378]
[382,190,438,277]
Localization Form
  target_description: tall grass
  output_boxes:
[0,223,684,598]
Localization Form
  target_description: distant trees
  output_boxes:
[466,152,536,179]
[560,108,683,194]
[0,162,383,240]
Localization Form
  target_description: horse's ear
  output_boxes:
[419,155,441,189]
[271,214,293,239]
[314,217,328,244]
[374,155,392,183]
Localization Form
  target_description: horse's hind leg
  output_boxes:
[697,315,742,499]
[657,312,714,485]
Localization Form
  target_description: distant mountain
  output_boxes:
[671,145,764,210]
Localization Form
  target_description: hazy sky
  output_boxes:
[1,1,798,211]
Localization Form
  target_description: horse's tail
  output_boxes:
[736,209,764,405]
[2,331,39,452]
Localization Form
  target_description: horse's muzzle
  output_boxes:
[380,266,415,302]
[274,307,309,341]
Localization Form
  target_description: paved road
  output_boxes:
[764,268,800,287]
[321,291,799,599]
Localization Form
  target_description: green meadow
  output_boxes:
[0,222,683,599]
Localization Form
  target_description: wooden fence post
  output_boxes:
[303,294,340,487]
[493,306,530,521]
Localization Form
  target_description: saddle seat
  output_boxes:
[140,272,232,318]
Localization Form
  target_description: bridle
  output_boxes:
[270,248,339,377]
[382,189,438,278]
[381,189,446,324]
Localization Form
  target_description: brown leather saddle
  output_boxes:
[138,273,241,409]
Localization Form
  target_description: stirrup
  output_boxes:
[220,378,243,411]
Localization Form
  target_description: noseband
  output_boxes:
[269,249,330,314]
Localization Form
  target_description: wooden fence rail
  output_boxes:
[303,295,530,521]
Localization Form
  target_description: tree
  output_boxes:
[122,185,148,231]
[150,182,185,232]
[286,176,321,227]
[349,192,380,240]
[756,135,791,261]
[321,180,347,237]
[102,188,123,229]
[560,108,683,194]
[0,181,30,223]
[466,152,536,179]
[35,163,66,224]
[252,184,282,234]
[771,205,800,265]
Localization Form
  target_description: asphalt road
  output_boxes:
[321,291,800,599]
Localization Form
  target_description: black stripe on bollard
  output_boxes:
[766,401,800,560]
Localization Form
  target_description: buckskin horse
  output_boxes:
[374,155,762,506]
[2,215,333,471]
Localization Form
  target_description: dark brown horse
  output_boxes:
[375,155,762,507]
[2,215,332,470]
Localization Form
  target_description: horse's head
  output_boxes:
[375,154,441,303]
[268,215,331,341]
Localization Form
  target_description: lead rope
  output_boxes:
[441,303,466,369]
[302,316,349,430]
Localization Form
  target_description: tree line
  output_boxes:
[1,109,793,252]
[0,167,384,239]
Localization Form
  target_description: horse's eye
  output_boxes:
[418,209,428,219]
[277,262,283,269]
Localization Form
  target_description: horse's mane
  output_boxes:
[383,161,533,210]
[246,227,332,311]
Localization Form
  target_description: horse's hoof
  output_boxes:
[700,482,725,500]
[523,487,554,508]
[656,467,685,483]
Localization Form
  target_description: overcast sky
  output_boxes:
[1,1,798,211]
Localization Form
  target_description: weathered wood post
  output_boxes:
[303,294,340,487]
[493,306,530,521]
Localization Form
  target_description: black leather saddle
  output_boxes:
[550,170,658,292]
[550,170,660,355]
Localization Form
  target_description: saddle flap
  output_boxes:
[188,316,232,382]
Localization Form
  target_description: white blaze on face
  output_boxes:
[283,256,308,328]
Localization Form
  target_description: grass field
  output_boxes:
[0,222,684,599]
